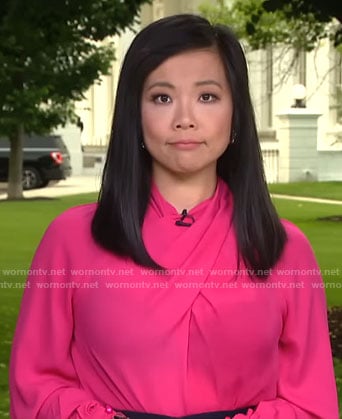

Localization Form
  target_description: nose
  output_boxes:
[173,101,197,130]
[175,121,195,129]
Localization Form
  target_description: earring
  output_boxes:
[231,130,237,144]
[140,141,145,149]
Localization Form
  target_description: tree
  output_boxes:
[263,0,342,47]
[199,0,341,51]
[199,0,342,123]
[0,0,150,199]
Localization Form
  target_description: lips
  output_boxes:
[173,140,200,144]
[169,140,203,150]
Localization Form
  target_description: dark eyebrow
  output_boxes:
[146,81,175,91]
[146,80,223,91]
[195,80,223,89]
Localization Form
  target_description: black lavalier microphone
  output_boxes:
[175,209,195,227]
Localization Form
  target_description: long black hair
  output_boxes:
[91,14,287,278]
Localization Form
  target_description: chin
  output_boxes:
[172,166,215,178]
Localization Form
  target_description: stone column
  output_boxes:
[276,109,321,183]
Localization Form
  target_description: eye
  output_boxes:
[152,94,172,104]
[200,93,218,102]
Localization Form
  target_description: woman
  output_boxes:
[10,14,338,419]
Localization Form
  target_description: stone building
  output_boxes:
[67,0,342,181]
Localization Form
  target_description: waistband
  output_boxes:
[111,407,255,419]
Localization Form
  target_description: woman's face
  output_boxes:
[141,48,233,182]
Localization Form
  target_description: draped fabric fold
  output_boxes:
[10,178,339,418]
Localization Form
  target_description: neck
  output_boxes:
[153,170,218,213]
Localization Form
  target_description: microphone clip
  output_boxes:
[175,209,195,227]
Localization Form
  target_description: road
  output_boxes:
[1,177,342,205]
[0,175,101,200]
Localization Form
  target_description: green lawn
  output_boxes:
[268,181,342,201]
[273,198,342,305]
[0,193,97,418]
[0,191,341,417]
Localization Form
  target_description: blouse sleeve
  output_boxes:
[9,216,114,419]
[230,225,339,419]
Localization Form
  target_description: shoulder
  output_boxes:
[41,203,97,243]
[28,203,99,270]
[51,203,97,225]
[281,219,309,246]
[278,219,318,268]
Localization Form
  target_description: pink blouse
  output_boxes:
[10,179,339,418]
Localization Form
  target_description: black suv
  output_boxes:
[0,135,72,189]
